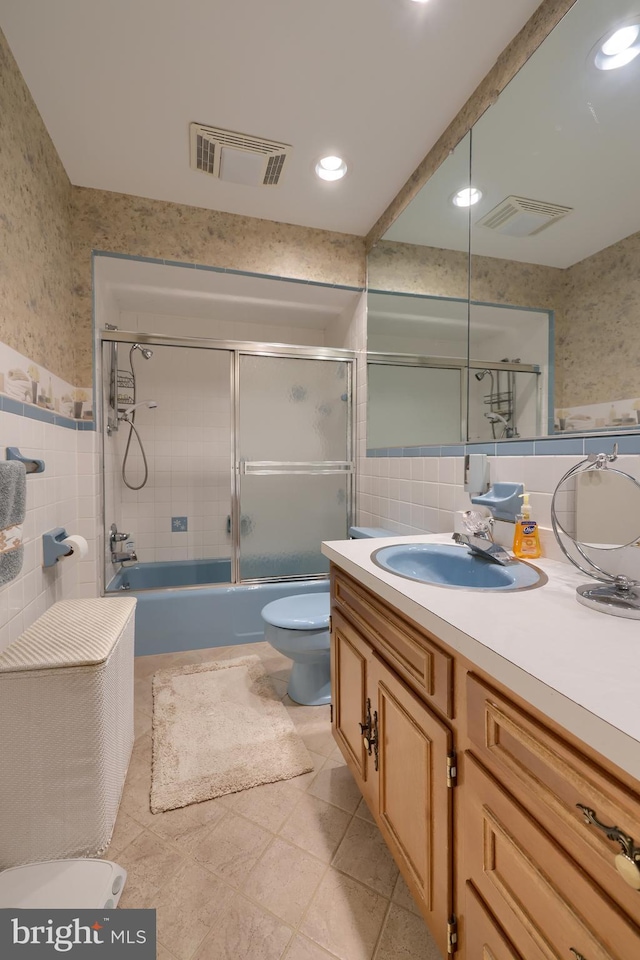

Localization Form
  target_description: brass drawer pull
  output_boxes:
[364,710,379,771]
[577,804,640,890]
[359,698,379,771]
[359,698,372,737]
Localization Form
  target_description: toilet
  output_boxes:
[261,592,331,706]
[261,531,398,706]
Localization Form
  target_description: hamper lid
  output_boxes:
[0,597,137,672]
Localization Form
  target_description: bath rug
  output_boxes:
[150,655,313,813]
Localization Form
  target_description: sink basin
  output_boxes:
[371,542,545,591]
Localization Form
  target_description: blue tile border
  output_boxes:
[495,441,535,456]
[0,395,94,431]
[585,434,640,455]
[466,442,497,456]
[534,438,584,455]
[367,432,640,459]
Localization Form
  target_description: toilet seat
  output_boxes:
[261,593,329,630]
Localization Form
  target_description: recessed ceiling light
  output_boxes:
[315,155,348,181]
[410,0,430,4]
[452,187,482,208]
[594,20,640,70]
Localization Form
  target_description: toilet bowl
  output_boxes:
[261,592,331,706]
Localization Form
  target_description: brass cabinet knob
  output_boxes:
[614,853,640,890]
[577,804,640,890]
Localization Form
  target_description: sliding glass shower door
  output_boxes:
[236,354,353,581]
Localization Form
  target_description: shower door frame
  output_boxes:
[100,329,356,588]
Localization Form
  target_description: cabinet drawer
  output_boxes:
[332,569,453,718]
[464,753,640,960]
[466,674,640,921]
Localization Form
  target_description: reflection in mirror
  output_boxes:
[553,469,640,549]
[367,0,640,448]
[470,0,640,437]
[366,134,471,451]
[367,292,467,447]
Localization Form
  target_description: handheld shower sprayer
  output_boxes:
[484,411,508,426]
[118,399,158,421]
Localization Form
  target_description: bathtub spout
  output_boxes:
[112,550,138,563]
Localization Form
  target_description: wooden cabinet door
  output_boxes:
[331,610,372,798]
[463,883,539,960]
[371,654,453,958]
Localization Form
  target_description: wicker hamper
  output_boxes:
[0,597,137,868]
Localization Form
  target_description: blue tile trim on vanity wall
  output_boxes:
[367,433,639,458]
[0,394,94,430]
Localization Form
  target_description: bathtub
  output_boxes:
[105,559,329,657]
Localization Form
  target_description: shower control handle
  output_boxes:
[110,523,129,545]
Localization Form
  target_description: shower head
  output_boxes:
[474,369,491,381]
[132,343,153,360]
[118,400,158,419]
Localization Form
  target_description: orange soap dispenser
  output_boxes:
[512,489,541,559]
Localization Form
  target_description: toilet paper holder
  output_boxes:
[42,528,74,567]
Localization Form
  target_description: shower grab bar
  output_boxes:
[239,460,354,475]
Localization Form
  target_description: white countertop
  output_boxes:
[322,534,640,781]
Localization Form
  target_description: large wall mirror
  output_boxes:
[368,0,640,449]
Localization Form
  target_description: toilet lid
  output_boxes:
[261,592,330,629]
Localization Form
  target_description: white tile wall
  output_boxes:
[357,451,640,571]
[110,345,231,565]
[0,412,99,652]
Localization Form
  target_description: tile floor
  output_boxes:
[110,642,443,960]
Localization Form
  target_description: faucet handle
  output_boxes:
[110,523,129,543]
[461,511,493,537]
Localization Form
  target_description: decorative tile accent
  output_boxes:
[171,517,188,533]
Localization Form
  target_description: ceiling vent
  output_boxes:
[190,123,292,187]
[476,195,573,237]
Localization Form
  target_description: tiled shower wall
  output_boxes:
[103,299,366,578]
[111,344,231,565]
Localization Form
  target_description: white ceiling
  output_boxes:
[1,0,543,236]
[384,0,640,267]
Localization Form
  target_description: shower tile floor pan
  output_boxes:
[109,642,441,960]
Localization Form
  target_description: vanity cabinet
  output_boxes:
[331,607,453,958]
[330,565,640,959]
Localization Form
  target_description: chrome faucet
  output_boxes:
[110,523,137,564]
[111,548,138,563]
[452,512,513,565]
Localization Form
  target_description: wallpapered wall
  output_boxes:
[0,29,74,384]
[368,234,640,409]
